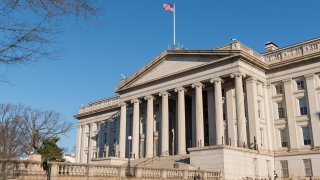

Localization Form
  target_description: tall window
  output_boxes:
[280,129,288,147]
[302,127,312,145]
[296,79,305,90]
[258,101,261,118]
[281,160,289,177]
[266,160,271,177]
[275,84,283,94]
[260,128,264,147]
[277,101,285,118]
[303,159,312,177]
[299,98,308,115]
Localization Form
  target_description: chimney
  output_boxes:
[265,41,278,52]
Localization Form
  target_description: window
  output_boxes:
[296,79,305,90]
[280,129,288,147]
[277,101,285,118]
[302,127,312,145]
[299,98,308,115]
[266,160,271,177]
[280,160,289,177]
[258,101,261,118]
[260,128,264,147]
[275,84,283,94]
[303,159,312,177]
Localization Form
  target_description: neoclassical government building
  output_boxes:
[75,38,320,179]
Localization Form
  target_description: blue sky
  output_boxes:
[1,0,319,152]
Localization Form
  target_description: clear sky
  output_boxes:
[1,0,319,152]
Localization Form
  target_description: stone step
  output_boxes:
[127,154,199,170]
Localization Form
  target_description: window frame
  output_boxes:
[298,98,308,115]
[280,129,288,148]
[280,160,289,177]
[303,159,312,177]
[275,84,283,94]
[277,101,285,119]
[302,126,312,145]
[296,79,305,90]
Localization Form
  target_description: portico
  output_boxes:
[117,71,257,158]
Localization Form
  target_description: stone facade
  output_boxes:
[75,38,320,179]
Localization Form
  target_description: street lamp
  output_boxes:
[273,170,278,180]
[126,136,133,177]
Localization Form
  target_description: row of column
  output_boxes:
[118,72,248,158]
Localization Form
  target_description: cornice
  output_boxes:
[74,104,119,119]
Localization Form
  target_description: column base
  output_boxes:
[177,152,186,155]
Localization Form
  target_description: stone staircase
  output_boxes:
[128,154,198,170]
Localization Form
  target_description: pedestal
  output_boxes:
[27,154,42,162]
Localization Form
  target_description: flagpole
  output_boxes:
[173,3,176,48]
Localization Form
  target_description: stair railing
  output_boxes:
[133,150,169,167]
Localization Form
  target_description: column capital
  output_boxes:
[144,95,155,101]
[230,72,246,78]
[283,78,292,84]
[175,87,187,93]
[304,73,315,80]
[131,98,141,104]
[191,82,205,88]
[210,76,223,83]
[119,101,127,107]
[159,91,170,97]
[265,82,272,88]
[246,76,258,83]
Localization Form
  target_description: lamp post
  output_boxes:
[273,170,278,180]
[126,136,133,177]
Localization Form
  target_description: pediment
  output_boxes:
[114,50,233,92]
[133,56,217,85]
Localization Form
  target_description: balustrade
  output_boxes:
[166,169,184,179]
[0,159,222,179]
[263,39,320,63]
[79,96,119,114]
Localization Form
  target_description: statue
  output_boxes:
[32,129,41,153]
[28,129,42,161]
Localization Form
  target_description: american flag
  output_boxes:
[163,3,174,12]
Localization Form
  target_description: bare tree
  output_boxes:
[0,0,98,65]
[0,104,27,158]
[0,103,72,159]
